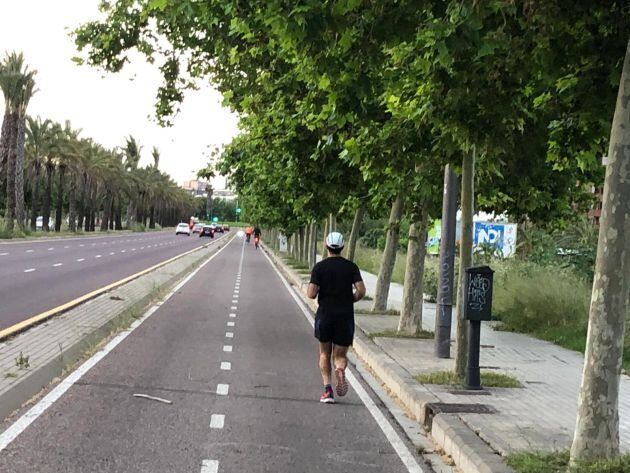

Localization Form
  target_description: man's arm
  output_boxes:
[307,283,319,299]
[353,281,366,302]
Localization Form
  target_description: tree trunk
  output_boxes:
[29,161,41,231]
[42,159,54,232]
[321,218,329,259]
[455,148,475,378]
[4,112,18,232]
[309,222,317,268]
[115,200,123,230]
[398,206,429,335]
[101,190,112,231]
[67,176,77,232]
[329,213,337,232]
[0,110,11,214]
[14,116,26,231]
[372,196,404,312]
[570,38,630,463]
[149,205,155,229]
[346,204,365,262]
[54,164,66,232]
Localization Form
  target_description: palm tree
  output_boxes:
[25,116,52,230]
[0,52,35,231]
[13,62,36,231]
[123,135,142,228]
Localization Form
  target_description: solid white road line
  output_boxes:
[0,237,234,453]
[225,332,234,338]
[209,414,225,429]
[76,258,85,262]
[53,263,63,267]
[227,321,235,327]
[220,362,231,371]
[261,247,425,473]
[223,345,233,352]
[216,384,229,396]
[200,459,219,473]
[23,268,35,273]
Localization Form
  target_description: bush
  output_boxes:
[492,261,591,353]
[359,227,385,249]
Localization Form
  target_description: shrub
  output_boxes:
[492,261,591,352]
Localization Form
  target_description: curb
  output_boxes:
[263,244,513,473]
[0,236,231,422]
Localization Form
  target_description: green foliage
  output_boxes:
[415,370,521,388]
[507,451,630,473]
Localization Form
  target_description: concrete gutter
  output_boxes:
[263,244,513,473]
[0,235,233,422]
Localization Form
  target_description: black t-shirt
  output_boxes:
[310,257,363,321]
[253,227,261,237]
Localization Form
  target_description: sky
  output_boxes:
[0,0,239,189]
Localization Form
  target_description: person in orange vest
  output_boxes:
[245,225,253,243]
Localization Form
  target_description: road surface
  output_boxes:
[0,235,425,472]
[0,230,229,331]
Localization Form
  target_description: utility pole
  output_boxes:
[434,165,458,358]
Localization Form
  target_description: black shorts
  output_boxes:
[314,317,354,347]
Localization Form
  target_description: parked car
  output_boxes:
[199,225,215,238]
[222,224,230,232]
[192,223,204,234]
[176,223,191,236]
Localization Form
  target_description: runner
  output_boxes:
[245,225,253,243]
[253,225,261,249]
[307,232,366,404]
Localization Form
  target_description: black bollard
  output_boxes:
[463,266,494,390]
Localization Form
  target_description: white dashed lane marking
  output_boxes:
[24,268,35,273]
[230,306,237,310]
[25,250,33,253]
[95,255,102,259]
[76,258,85,262]
[229,313,236,318]
[209,415,225,429]
[216,384,229,396]
[53,263,63,267]
[225,332,234,338]
[220,362,231,371]
[223,345,232,352]
[227,321,235,327]
[0,253,8,256]
[200,459,219,473]
[48,248,54,251]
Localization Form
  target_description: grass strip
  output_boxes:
[507,450,630,473]
[415,370,521,388]
[369,329,433,340]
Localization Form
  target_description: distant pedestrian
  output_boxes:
[307,232,366,404]
[245,225,253,243]
[253,225,261,249]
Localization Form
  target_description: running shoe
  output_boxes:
[335,368,348,397]
[320,387,335,404]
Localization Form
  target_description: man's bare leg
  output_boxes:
[319,342,333,386]
[333,345,349,396]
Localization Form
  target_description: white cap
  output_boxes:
[326,232,344,249]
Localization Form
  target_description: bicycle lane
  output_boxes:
[0,235,426,472]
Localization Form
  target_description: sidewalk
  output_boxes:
[358,269,630,455]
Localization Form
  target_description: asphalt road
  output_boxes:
[0,235,425,472]
[0,230,230,330]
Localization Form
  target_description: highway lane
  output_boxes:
[0,230,231,330]
[0,235,426,473]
